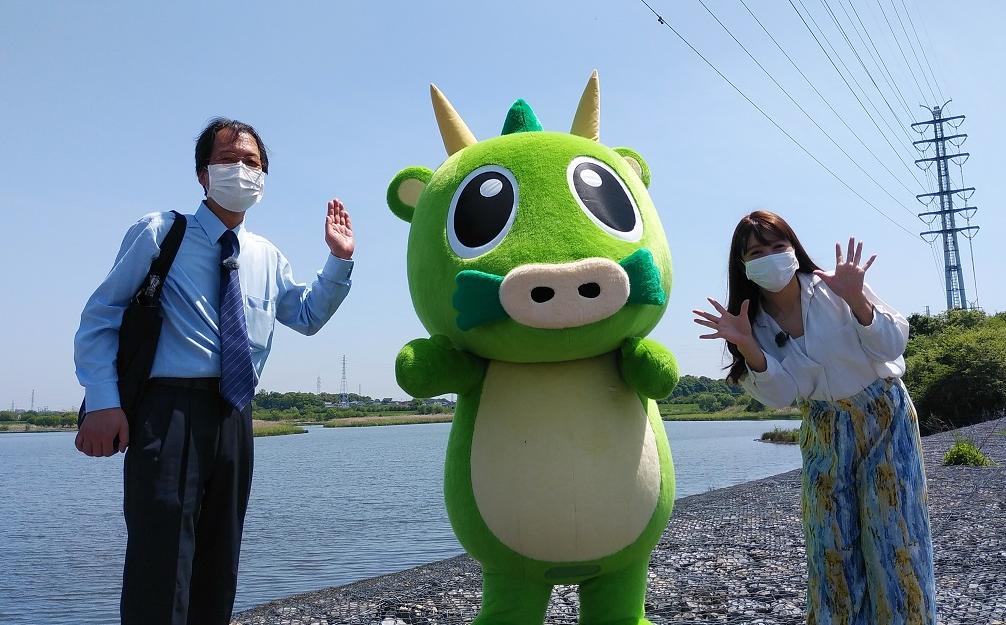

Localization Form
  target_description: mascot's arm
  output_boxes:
[396,335,487,398]
[619,337,680,400]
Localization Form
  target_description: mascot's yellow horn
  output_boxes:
[570,70,600,142]
[431,84,477,156]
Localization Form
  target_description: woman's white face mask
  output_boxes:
[744,249,798,292]
[207,162,265,213]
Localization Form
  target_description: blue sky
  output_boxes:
[2,0,1002,409]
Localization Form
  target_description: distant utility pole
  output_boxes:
[913,102,980,310]
[340,355,349,407]
[31,389,35,411]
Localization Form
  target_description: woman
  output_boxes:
[693,211,936,624]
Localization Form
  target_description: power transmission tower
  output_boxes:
[316,376,322,394]
[912,102,980,310]
[339,355,349,407]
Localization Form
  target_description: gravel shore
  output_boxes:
[234,416,1006,625]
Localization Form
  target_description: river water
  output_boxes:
[0,419,801,624]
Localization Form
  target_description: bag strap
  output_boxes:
[137,211,188,304]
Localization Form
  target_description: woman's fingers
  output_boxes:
[863,254,877,271]
[698,332,722,340]
[740,299,750,316]
[847,237,856,265]
[835,242,843,266]
[692,309,720,323]
[693,318,718,330]
[707,297,728,315]
[853,240,863,266]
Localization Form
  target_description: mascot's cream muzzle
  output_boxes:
[452,248,666,331]
[499,258,629,330]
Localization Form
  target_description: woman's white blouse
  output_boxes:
[739,272,910,408]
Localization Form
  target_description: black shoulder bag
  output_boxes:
[78,211,188,434]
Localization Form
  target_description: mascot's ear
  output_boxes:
[388,166,433,223]
[613,147,651,188]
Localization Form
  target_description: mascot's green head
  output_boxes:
[388,71,672,363]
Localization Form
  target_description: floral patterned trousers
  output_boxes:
[800,378,937,625]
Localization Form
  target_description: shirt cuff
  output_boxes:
[854,308,890,338]
[84,383,121,412]
[746,353,781,384]
[854,309,905,355]
[321,255,353,283]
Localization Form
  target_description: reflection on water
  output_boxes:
[0,419,801,624]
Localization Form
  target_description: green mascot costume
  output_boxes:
[388,71,679,625]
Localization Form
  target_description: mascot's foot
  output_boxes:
[471,562,655,625]
[471,570,551,625]
[577,560,652,625]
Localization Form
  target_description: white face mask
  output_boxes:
[207,162,265,213]
[744,249,799,292]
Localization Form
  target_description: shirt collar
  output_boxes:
[798,271,822,297]
[753,271,820,329]
[195,202,248,247]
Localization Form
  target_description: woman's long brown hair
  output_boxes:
[725,211,822,384]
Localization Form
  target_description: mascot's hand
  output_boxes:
[396,335,487,398]
[619,337,680,400]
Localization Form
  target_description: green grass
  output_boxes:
[323,414,453,428]
[252,421,307,437]
[0,421,74,433]
[761,427,801,444]
[943,436,995,467]
[660,408,800,421]
[658,403,701,415]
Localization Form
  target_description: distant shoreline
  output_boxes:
[662,412,801,422]
[0,424,74,434]
[322,414,453,428]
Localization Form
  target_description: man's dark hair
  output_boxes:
[194,117,269,174]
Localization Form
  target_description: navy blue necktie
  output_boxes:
[218,230,255,412]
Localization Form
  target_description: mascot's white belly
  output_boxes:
[470,353,661,563]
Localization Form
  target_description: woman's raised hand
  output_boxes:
[813,237,876,304]
[693,298,755,348]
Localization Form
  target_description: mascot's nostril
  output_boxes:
[531,287,555,303]
[578,282,601,298]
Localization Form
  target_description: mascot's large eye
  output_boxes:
[448,165,519,258]
[567,156,642,242]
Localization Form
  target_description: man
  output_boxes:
[73,118,354,625]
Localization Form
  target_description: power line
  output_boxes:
[635,0,922,240]
[793,0,917,160]
[694,0,921,216]
[836,0,915,121]
[818,0,916,140]
[860,0,935,117]
[888,0,939,103]
[898,0,945,101]
[904,0,949,99]
[787,0,927,187]
[874,0,929,103]
[737,0,921,197]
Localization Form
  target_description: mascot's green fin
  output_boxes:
[501,99,543,135]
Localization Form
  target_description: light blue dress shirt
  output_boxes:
[75,203,353,411]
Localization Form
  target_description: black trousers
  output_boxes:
[120,378,253,625]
